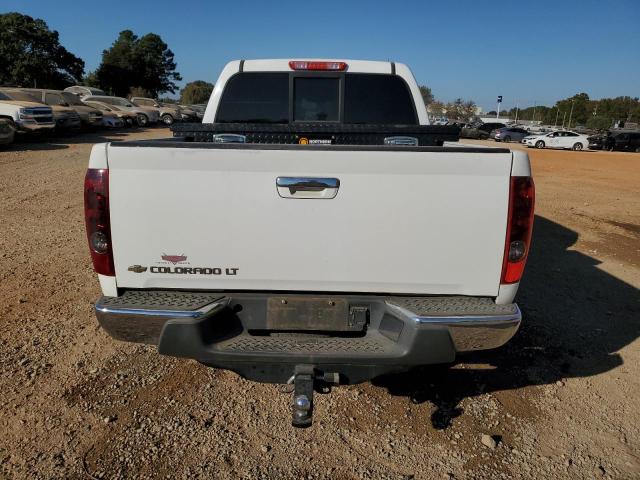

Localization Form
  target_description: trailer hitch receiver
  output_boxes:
[292,366,315,428]
[291,366,339,428]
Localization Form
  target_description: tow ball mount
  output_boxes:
[291,365,340,428]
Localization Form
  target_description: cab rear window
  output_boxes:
[344,74,417,124]
[215,72,418,124]
[216,73,289,123]
[293,78,339,122]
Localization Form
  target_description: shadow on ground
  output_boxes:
[374,215,640,429]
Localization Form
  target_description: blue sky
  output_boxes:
[3,0,639,111]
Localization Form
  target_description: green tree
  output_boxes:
[0,12,84,88]
[488,95,640,127]
[536,106,554,124]
[446,98,477,121]
[500,107,516,119]
[134,33,181,95]
[419,85,434,107]
[180,80,214,104]
[95,30,181,97]
[83,71,100,88]
[427,100,446,117]
[595,96,640,123]
[95,30,137,95]
[556,93,590,127]
[586,116,612,131]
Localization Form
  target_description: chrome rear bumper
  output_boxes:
[385,301,521,352]
[95,292,521,383]
[95,292,226,344]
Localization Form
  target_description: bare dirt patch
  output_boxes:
[1,132,638,479]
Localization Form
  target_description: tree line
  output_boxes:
[420,86,478,121]
[421,84,640,129]
[491,93,640,129]
[0,12,211,104]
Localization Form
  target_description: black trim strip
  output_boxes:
[390,62,396,74]
[239,59,245,72]
[110,140,510,153]
[173,122,458,135]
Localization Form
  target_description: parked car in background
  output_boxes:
[177,104,198,121]
[188,104,206,120]
[0,90,55,134]
[587,134,606,150]
[64,86,106,98]
[83,95,159,126]
[0,89,81,132]
[572,126,593,136]
[522,130,589,150]
[431,116,449,125]
[101,112,125,128]
[460,122,506,139]
[83,100,137,127]
[130,97,182,125]
[605,131,640,152]
[527,126,555,134]
[0,118,15,146]
[491,126,530,143]
[23,89,103,129]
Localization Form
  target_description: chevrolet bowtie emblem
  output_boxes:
[128,265,148,273]
[161,254,187,264]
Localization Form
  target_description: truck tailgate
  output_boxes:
[107,144,511,296]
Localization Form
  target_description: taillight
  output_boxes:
[84,168,114,276]
[288,61,348,71]
[501,176,535,284]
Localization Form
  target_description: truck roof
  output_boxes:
[236,59,402,74]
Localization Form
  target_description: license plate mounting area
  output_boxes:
[266,297,365,332]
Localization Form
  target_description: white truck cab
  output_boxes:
[0,90,55,133]
[203,59,429,124]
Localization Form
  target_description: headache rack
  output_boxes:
[171,123,460,146]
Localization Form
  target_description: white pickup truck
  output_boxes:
[85,59,534,426]
[0,91,55,133]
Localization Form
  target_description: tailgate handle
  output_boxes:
[276,177,340,199]
[212,134,246,143]
[384,136,418,146]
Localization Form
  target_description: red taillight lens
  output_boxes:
[288,61,348,71]
[501,176,535,284]
[84,168,114,276]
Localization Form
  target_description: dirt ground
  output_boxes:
[0,130,638,480]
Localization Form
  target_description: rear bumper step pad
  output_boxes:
[95,291,521,383]
[95,291,520,383]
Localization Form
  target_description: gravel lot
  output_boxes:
[0,130,638,479]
